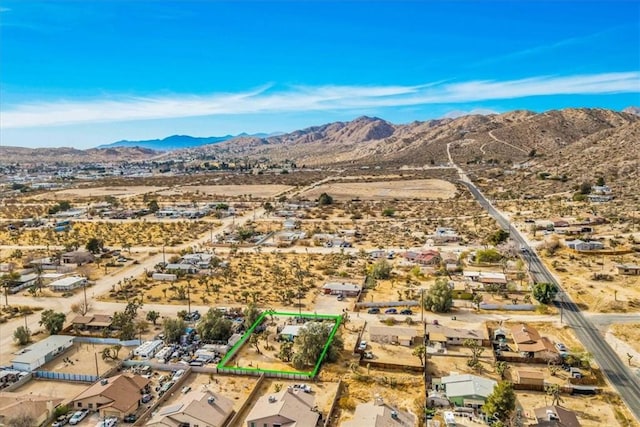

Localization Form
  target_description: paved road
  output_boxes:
[454,169,640,420]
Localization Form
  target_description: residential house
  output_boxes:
[591,185,612,195]
[342,396,416,427]
[616,264,640,276]
[71,373,150,419]
[531,405,582,427]
[403,249,441,266]
[0,392,63,426]
[322,282,361,297]
[565,240,604,251]
[426,323,489,347]
[11,335,75,372]
[165,263,199,274]
[5,272,37,294]
[146,389,234,427]
[510,324,559,361]
[245,388,320,427]
[515,370,545,387]
[181,253,214,269]
[369,325,422,346]
[279,325,306,342]
[61,251,95,265]
[71,314,114,332]
[551,219,570,228]
[438,374,497,408]
[587,194,613,203]
[463,271,507,286]
[282,218,300,230]
[430,227,462,244]
[48,276,87,292]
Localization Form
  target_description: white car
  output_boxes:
[95,417,118,427]
[69,410,89,425]
[555,342,567,352]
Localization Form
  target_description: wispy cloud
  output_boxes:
[2,72,638,129]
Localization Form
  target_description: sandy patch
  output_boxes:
[301,179,457,201]
[156,185,292,198]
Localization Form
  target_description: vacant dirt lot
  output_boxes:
[39,342,125,376]
[12,378,88,403]
[156,184,292,198]
[302,179,457,201]
[44,186,168,199]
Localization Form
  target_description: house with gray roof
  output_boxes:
[438,374,497,408]
[343,397,415,427]
[245,388,319,427]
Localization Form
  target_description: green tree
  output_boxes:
[197,308,233,343]
[147,200,160,213]
[370,259,392,279]
[487,229,510,246]
[465,338,485,369]
[39,309,66,334]
[85,237,104,254]
[13,326,31,345]
[423,279,453,313]
[111,311,136,340]
[412,344,426,366]
[579,181,592,195]
[476,248,503,263]
[146,310,160,325]
[243,303,262,330]
[292,322,343,369]
[545,383,562,406]
[596,176,605,186]
[317,193,333,206]
[163,318,187,343]
[532,282,557,304]
[278,341,294,362]
[482,381,516,424]
[495,361,508,380]
[382,207,395,217]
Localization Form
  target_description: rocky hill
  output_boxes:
[0,145,159,164]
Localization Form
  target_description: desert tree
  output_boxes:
[13,326,31,345]
[412,344,426,366]
[146,310,160,325]
[482,381,516,424]
[39,309,66,335]
[423,278,453,313]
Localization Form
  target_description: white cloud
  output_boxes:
[1,72,638,129]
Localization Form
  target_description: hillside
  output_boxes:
[0,146,159,164]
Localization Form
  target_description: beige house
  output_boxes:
[369,326,422,347]
[0,392,63,426]
[532,405,582,427]
[510,324,560,362]
[71,373,150,419]
[246,388,319,427]
[146,389,234,427]
[342,397,416,427]
[515,370,544,386]
[426,323,489,347]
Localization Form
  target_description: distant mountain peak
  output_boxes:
[623,106,640,116]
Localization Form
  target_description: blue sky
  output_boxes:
[1,1,639,149]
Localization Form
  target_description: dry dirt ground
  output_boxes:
[157,373,258,412]
[11,378,88,404]
[40,186,168,200]
[39,342,123,376]
[301,179,457,201]
[155,184,292,198]
[609,323,640,354]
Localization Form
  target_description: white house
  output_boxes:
[566,239,604,251]
[11,335,75,371]
[133,340,163,359]
[48,276,87,292]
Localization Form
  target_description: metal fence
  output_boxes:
[74,337,141,346]
[33,370,98,383]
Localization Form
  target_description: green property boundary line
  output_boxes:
[217,310,342,379]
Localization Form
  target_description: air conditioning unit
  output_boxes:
[208,396,215,404]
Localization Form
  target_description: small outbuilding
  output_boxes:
[11,335,75,372]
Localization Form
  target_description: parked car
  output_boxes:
[363,351,374,359]
[358,341,367,351]
[69,410,89,425]
[336,294,344,301]
[95,417,117,427]
[292,383,312,393]
[400,309,413,315]
[141,393,153,403]
[123,414,137,423]
[367,308,380,314]
[182,386,192,393]
[384,308,398,314]
[555,342,567,352]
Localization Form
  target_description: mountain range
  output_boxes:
[96,132,279,151]
[1,108,638,179]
